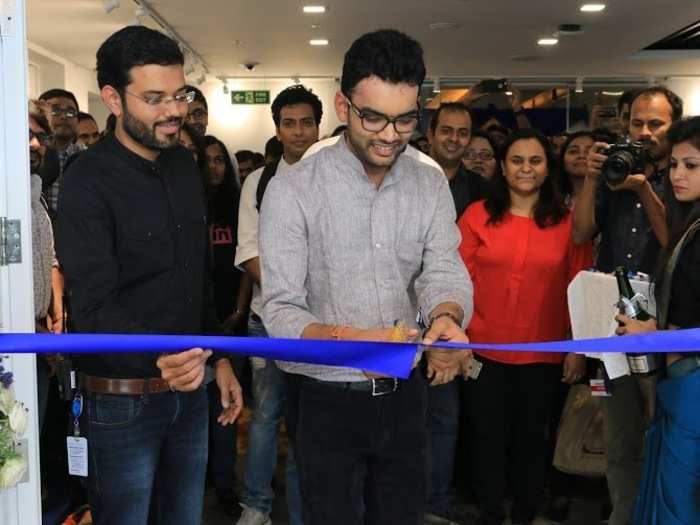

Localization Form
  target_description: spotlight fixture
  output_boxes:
[575,77,584,93]
[433,77,441,94]
[309,39,329,46]
[303,5,326,14]
[184,62,195,76]
[537,37,559,46]
[291,75,301,85]
[103,0,120,14]
[580,3,606,12]
[223,83,229,95]
[196,73,206,86]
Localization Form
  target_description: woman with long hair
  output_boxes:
[458,128,590,525]
[616,116,700,524]
[559,130,595,205]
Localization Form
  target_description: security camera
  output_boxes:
[241,62,260,71]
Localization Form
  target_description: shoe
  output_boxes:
[235,504,272,525]
[425,507,470,525]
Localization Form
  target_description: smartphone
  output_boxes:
[480,78,509,93]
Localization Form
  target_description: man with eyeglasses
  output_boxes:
[424,102,485,525]
[38,88,85,215]
[259,29,473,525]
[186,85,209,136]
[56,26,242,525]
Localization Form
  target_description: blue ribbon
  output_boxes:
[2,329,699,378]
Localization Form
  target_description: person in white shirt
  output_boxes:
[234,84,323,525]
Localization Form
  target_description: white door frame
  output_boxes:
[0,0,43,523]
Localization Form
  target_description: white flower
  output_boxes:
[0,387,14,414]
[0,455,27,488]
[8,403,28,436]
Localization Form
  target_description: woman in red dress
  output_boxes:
[458,128,590,525]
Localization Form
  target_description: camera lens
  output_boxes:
[603,151,633,185]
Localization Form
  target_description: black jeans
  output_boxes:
[286,371,428,525]
[468,357,561,525]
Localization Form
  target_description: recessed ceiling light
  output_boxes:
[309,39,329,46]
[429,22,460,31]
[538,37,559,46]
[303,5,326,14]
[580,3,606,12]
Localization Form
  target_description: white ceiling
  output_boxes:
[27,0,700,82]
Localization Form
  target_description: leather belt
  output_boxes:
[80,374,171,395]
[307,377,400,397]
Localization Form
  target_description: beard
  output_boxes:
[122,102,182,151]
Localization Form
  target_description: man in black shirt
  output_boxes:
[424,102,484,525]
[57,26,242,525]
[572,86,683,525]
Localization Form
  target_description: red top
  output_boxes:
[458,200,592,365]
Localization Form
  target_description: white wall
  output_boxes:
[665,77,700,117]
[27,43,108,130]
[201,78,343,153]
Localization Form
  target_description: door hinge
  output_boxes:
[0,217,22,265]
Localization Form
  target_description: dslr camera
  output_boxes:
[601,140,647,186]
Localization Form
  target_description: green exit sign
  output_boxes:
[231,90,270,105]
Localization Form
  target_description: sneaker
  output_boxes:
[235,504,272,525]
[425,508,469,525]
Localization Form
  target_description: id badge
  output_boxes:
[66,436,88,477]
[590,379,611,397]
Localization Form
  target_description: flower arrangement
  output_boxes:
[0,357,28,489]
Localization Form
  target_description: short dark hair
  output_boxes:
[617,90,636,115]
[429,102,472,132]
[252,152,265,168]
[96,26,184,92]
[77,112,97,124]
[185,84,208,111]
[485,128,567,229]
[28,101,51,134]
[630,87,683,122]
[271,85,323,127]
[39,88,79,110]
[264,136,283,160]
[341,29,425,95]
[235,149,255,164]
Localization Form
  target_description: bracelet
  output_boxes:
[428,312,461,330]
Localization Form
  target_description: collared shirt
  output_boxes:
[595,167,666,274]
[259,137,473,381]
[235,158,293,317]
[57,134,219,378]
[449,165,487,220]
[45,141,84,213]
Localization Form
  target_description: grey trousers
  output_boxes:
[602,374,656,525]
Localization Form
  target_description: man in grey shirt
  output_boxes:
[259,29,473,525]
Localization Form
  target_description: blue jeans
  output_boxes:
[82,388,208,525]
[241,314,303,524]
[426,378,460,515]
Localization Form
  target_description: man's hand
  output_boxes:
[345,326,419,378]
[586,142,609,179]
[561,353,586,384]
[157,348,212,392]
[214,359,243,425]
[423,316,471,386]
[608,174,647,193]
[221,311,247,335]
[615,314,657,336]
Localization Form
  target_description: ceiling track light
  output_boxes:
[575,77,584,93]
[196,73,206,86]
[433,77,441,93]
[303,5,326,14]
[538,37,559,46]
[580,3,606,12]
[222,80,229,95]
[103,0,120,14]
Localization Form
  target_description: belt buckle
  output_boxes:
[371,378,398,397]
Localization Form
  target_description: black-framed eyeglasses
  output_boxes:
[188,108,208,120]
[344,94,420,134]
[50,107,78,118]
[464,150,495,161]
[29,129,52,145]
[125,90,195,107]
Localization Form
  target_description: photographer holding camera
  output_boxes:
[572,86,683,525]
